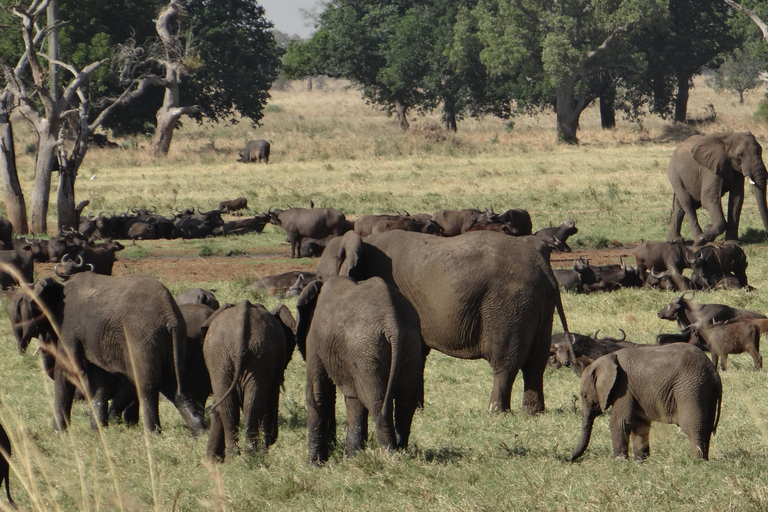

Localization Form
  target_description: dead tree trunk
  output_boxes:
[149,0,201,157]
[394,99,410,131]
[674,73,690,123]
[0,95,28,234]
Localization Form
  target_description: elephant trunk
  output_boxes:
[571,409,597,461]
[751,179,768,234]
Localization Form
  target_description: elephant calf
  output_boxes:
[296,276,425,465]
[572,344,721,462]
[203,301,296,462]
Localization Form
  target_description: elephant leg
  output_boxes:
[521,356,547,416]
[630,423,651,462]
[206,411,226,462]
[53,367,76,432]
[682,425,710,460]
[241,377,270,452]
[261,377,282,449]
[489,369,516,413]
[609,413,631,459]
[110,383,139,426]
[711,353,720,371]
[393,396,419,450]
[675,193,705,244]
[726,179,745,241]
[138,388,161,434]
[161,386,205,436]
[345,395,368,458]
[667,195,687,242]
[307,371,336,465]
[216,395,241,461]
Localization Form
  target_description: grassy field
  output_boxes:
[3,77,768,510]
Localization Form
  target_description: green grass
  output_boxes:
[3,78,768,510]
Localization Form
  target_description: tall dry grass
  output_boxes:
[1,77,768,510]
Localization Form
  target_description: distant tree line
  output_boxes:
[284,0,768,143]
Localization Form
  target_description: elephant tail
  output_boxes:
[712,373,722,436]
[208,301,251,414]
[377,327,401,435]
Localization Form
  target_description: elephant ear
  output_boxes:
[295,280,323,361]
[338,231,363,277]
[271,304,297,368]
[691,134,729,176]
[593,353,620,411]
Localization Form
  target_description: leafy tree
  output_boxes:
[712,48,764,103]
[468,0,668,144]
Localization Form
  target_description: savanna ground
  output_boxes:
[4,77,768,511]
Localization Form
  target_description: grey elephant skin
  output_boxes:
[315,230,569,414]
[296,276,425,465]
[572,343,722,461]
[203,301,296,461]
[667,131,768,245]
[24,274,205,435]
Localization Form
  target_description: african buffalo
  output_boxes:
[269,207,348,258]
[633,240,693,283]
[218,197,248,214]
[238,139,270,164]
[657,291,766,329]
[534,220,578,252]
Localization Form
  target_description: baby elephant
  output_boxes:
[572,343,721,461]
[693,321,762,371]
[203,301,296,462]
[296,276,425,465]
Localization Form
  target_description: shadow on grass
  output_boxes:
[414,445,467,464]
[740,228,768,245]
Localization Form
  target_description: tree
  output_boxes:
[468,0,668,144]
[712,48,764,103]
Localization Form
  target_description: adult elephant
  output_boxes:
[315,230,569,414]
[667,131,768,246]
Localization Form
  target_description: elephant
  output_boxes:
[667,131,768,246]
[202,301,296,462]
[296,276,425,465]
[0,421,11,506]
[572,343,722,462]
[20,274,205,435]
[315,230,569,414]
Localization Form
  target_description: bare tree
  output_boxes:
[724,0,768,42]
[148,0,200,156]
[2,0,154,232]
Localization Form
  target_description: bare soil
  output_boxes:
[35,243,634,284]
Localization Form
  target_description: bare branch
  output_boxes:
[724,0,768,42]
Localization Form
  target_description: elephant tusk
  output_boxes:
[749,177,757,186]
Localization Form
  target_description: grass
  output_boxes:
[2,77,768,510]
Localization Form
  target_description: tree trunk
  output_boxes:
[674,74,690,123]
[555,84,581,145]
[739,90,745,104]
[151,106,177,157]
[599,86,616,129]
[0,99,28,234]
[442,106,457,132]
[394,100,409,131]
[30,131,59,234]
[56,159,77,231]
[307,76,313,91]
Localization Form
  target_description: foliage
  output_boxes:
[711,48,764,103]
[467,0,668,143]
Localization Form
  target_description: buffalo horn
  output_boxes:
[618,329,626,342]
[593,329,600,339]
[76,255,84,267]
[54,264,67,279]
[564,219,575,228]
[62,253,72,264]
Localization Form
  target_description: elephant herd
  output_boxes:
[1,130,768,503]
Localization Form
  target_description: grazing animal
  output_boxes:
[431,208,494,237]
[0,421,13,506]
[316,230,569,414]
[493,208,533,236]
[268,207,348,258]
[633,240,693,283]
[218,197,249,214]
[353,214,409,237]
[572,344,722,461]
[534,219,578,253]
[687,243,749,289]
[203,302,295,461]
[692,322,762,371]
[667,131,768,245]
[20,275,205,434]
[238,139,270,164]
[176,288,220,310]
[657,291,766,329]
[296,277,424,465]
